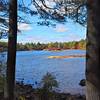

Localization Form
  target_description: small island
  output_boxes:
[48,55,86,59]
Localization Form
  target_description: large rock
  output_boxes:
[79,79,86,86]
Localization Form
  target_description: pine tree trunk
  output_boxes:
[86,0,100,99]
[86,81,100,100]
[6,0,17,100]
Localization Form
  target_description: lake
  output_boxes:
[16,50,86,94]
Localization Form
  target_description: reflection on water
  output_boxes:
[16,50,86,94]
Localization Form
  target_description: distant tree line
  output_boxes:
[0,39,86,51]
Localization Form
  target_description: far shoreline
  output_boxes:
[16,49,86,52]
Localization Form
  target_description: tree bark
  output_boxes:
[86,81,100,100]
[86,0,100,99]
[6,0,17,100]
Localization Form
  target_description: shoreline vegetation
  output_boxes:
[0,76,86,100]
[0,72,86,100]
[15,81,86,100]
[0,39,86,51]
[0,81,86,100]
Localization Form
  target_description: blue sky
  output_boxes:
[16,16,86,43]
[1,16,86,43]
[1,0,86,43]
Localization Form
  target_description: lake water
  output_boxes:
[16,50,86,94]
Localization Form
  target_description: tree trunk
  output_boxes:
[6,0,17,100]
[86,0,100,99]
[86,81,100,100]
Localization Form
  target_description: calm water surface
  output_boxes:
[16,50,86,94]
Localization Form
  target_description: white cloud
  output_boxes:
[54,24,68,32]
[18,23,32,31]
[45,0,56,8]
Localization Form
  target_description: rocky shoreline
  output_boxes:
[16,82,86,100]
[15,81,85,100]
[0,82,86,100]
